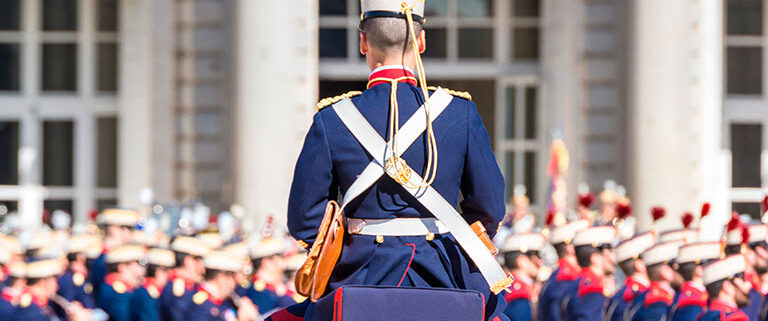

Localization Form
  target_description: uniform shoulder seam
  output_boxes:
[316,91,363,111]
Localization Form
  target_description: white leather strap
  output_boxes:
[334,88,453,212]
[331,88,511,293]
[347,218,449,236]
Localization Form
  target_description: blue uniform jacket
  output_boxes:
[57,270,95,308]
[10,297,55,321]
[158,277,197,321]
[90,253,107,297]
[630,282,675,321]
[0,299,14,321]
[699,300,750,321]
[606,276,649,321]
[564,270,607,321]
[287,78,507,320]
[539,261,580,321]
[670,281,707,321]
[129,284,161,321]
[185,290,236,321]
[744,288,763,321]
[96,276,134,321]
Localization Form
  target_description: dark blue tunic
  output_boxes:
[288,80,507,321]
[96,278,134,321]
[538,262,580,321]
[158,278,196,321]
[129,285,161,321]
[57,271,95,308]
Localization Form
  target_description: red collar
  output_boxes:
[504,272,532,301]
[142,277,162,293]
[367,66,417,89]
[556,259,580,282]
[577,268,604,297]
[710,299,738,313]
[746,272,760,291]
[677,281,708,308]
[171,272,196,290]
[642,281,675,307]
[622,276,650,301]
[105,273,134,292]
[1,287,21,303]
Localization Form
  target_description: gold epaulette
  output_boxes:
[427,86,472,101]
[192,291,208,305]
[296,240,309,249]
[316,91,363,111]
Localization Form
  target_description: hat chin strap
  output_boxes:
[384,3,438,189]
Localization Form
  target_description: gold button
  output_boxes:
[376,235,384,243]
[426,233,435,241]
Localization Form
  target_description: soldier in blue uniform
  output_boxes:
[158,236,210,321]
[671,242,721,321]
[91,209,138,297]
[185,251,258,321]
[246,238,294,314]
[11,259,86,321]
[606,233,653,321]
[563,226,617,321]
[725,218,763,321]
[500,233,545,321]
[58,235,97,310]
[96,245,147,321]
[539,220,589,321]
[287,0,512,319]
[699,254,752,321]
[0,261,25,321]
[629,241,682,321]
[130,248,175,321]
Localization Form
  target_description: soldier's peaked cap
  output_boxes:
[549,220,590,245]
[572,226,617,247]
[361,0,425,23]
[703,254,745,285]
[615,233,655,263]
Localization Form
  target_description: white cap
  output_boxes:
[170,236,211,257]
[549,220,590,245]
[85,242,103,260]
[67,235,93,254]
[0,236,22,254]
[659,229,699,244]
[642,241,682,266]
[8,261,25,278]
[223,242,248,258]
[748,224,768,244]
[147,248,175,268]
[197,233,224,250]
[204,251,242,272]
[573,226,617,247]
[106,245,147,264]
[361,0,425,21]
[501,233,546,253]
[250,238,285,259]
[703,254,746,285]
[678,242,723,264]
[615,233,655,262]
[98,208,139,227]
[25,259,63,279]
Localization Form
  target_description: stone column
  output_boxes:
[235,0,318,234]
[627,0,724,232]
[119,0,175,208]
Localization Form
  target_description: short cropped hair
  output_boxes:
[361,17,423,55]
[575,245,599,268]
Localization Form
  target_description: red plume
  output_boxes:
[578,193,596,209]
[727,212,741,232]
[762,196,768,214]
[545,208,555,227]
[681,212,694,228]
[741,226,751,245]
[88,208,99,220]
[616,203,632,220]
[700,202,711,218]
[651,206,666,222]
